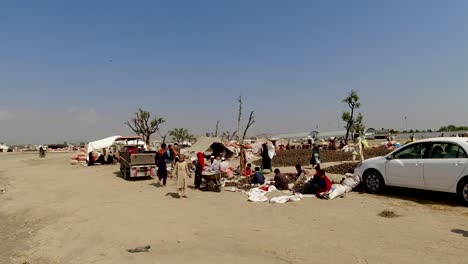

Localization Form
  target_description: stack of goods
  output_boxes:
[70,148,87,165]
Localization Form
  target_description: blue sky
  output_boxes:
[1,0,468,144]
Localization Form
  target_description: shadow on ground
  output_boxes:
[165,192,180,199]
[149,182,164,188]
[113,171,153,181]
[451,229,468,237]
[356,185,464,207]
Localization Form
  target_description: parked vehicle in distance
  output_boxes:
[116,137,156,180]
[354,137,468,205]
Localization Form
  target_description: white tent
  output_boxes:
[86,136,121,160]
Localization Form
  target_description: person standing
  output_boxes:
[352,134,364,161]
[174,155,191,198]
[261,143,273,172]
[156,143,169,186]
[239,146,247,172]
[310,144,321,168]
[194,157,203,190]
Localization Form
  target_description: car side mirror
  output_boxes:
[386,155,394,160]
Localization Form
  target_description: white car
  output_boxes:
[354,137,468,205]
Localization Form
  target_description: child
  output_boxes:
[242,163,254,177]
[173,155,191,198]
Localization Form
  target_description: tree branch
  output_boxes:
[241,111,255,142]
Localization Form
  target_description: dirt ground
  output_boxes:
[1,153,468,264]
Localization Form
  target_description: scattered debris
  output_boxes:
[127,245,151,253]
[378,210,400,218]
[0,189,6,194]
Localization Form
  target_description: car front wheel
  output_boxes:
[457,179,468,206]
[363,170,385,193]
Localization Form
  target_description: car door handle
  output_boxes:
[415,162,423,166]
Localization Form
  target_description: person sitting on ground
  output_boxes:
[220,157,234,178]
[242,163,254,177]
[296,165,331,196]
[320,169,360,200]
[220,157,228,169]
[274,168,289,190]
[250,167,265,185]
[293,164,310,189]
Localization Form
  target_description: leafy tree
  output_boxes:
[409,129,414,133]
[125,108,165,145]
[352,112,365,135]
[169,128,195,143]
[427,129,432,133]
[438,125,468,132]
[342,90,363,143]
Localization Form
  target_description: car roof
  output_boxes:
[415,137,468,144]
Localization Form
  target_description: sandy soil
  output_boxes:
[1,153,468,264]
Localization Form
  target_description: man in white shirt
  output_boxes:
[208,156,220,172]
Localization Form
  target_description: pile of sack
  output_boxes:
[70,148,87,165]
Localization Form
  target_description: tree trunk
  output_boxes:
[344,108,354,144]
[145,135,151,149]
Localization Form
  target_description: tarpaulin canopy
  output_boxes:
[185,136,234,158]
[86,135,121,160]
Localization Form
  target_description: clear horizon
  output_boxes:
[2,0,468,145]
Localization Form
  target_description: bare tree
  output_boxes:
[125,108,165,145]
[234,95,256,143]
[214,120,220,137]
[237,96,242,141]
[157,130,169,144]
[241,111,255,142]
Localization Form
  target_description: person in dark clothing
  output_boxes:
[106,154,114,164]
[96,153,106,164]
[261,143,273,172]
[274,168,289,190]
[39,147,46,158]
[250,167,265,185]
[310,144,321,168]
[156,143,169,186]
[193,159,203,190]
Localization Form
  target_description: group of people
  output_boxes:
[271,164,333,197]
[154,136,362,199]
